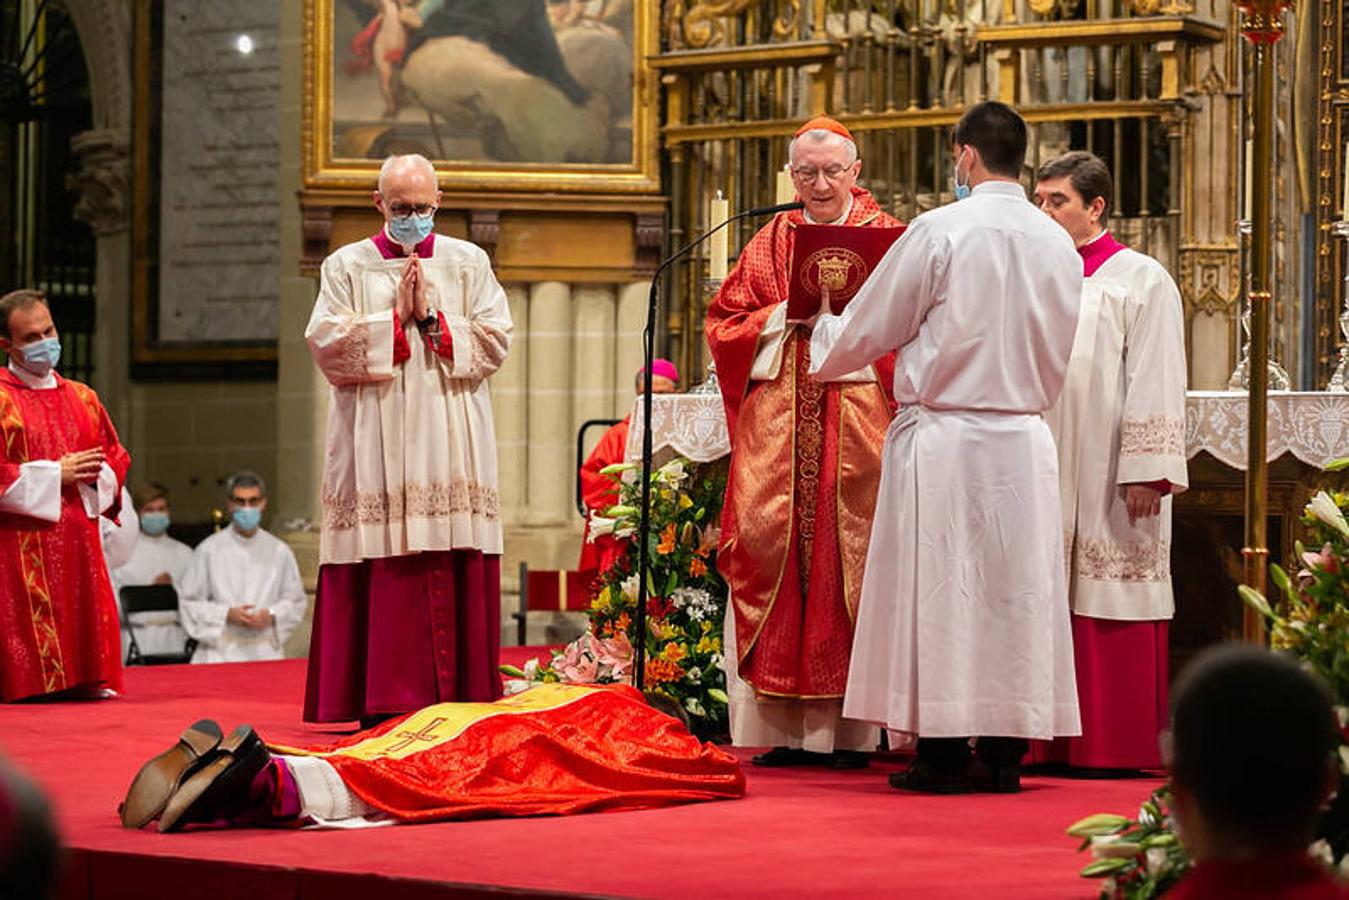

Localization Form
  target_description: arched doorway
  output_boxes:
[1,0,96,384]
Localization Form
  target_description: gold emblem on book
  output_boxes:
[801,246,867,300]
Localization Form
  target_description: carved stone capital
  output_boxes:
[469,208,501,260]
[634,211,665,279]
[66,129,130,236]
[300,205,334,276]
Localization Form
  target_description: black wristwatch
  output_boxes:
[416,312,438,331]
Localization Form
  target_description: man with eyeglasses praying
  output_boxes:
[705,116,902,770]
[303,153,513,728]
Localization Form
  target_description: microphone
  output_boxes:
[742,200,805,217]
[631,199,799,691]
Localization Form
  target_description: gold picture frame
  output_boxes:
[302,0,661,196]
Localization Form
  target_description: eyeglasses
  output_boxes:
[387,202,437,217]
[790,164,853,183]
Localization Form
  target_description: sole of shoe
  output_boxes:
[119,719,223,829]
[158,725,266,833]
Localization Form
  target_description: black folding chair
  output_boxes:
[119,584,197,665]
[576,418,623,516]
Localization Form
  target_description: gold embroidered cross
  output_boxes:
[384,716,448,753]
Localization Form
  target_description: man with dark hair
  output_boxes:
[1167,645,1346,899]
[1032,151,1188,773]
[810,102,1082,793]
[0,289,131,702]
[951,100,1029,179]
[0,756,60,900]
[113,481,196,658]
[178,471,306,663]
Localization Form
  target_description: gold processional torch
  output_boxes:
[1236,0,1291,640]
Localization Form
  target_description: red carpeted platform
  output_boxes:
[0,657,1163,899]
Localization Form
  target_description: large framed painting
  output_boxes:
[303,0,660,195]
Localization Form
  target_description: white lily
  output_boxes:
[1144,847,1171,877]
[587,515,616,540]
[503,679,535,697]
[1308,491,1349,539]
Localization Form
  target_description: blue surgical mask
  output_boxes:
[232,507,262,533]
[140,512,171,536]
[388,212,435,248]
[952,147,971,201]
[18,337,61,376]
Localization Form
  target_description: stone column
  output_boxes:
[492,284,530,526]
[571,284,617,465]
[525,281,572,525]
[273,0,323,527]
[614,281,649,419]
[67,129,131,425]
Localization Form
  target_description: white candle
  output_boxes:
[776,164,795,206]
[1342,143,1349,220]
[709,191,729,281]
[1244,138,1253,222]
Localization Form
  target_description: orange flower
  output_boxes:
[689,557,707,578]
[644,657,686,684]
[660,642,688,664]
[657,523,677,555]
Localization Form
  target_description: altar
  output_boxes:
[626,389,1349,673]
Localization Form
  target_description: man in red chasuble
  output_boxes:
[0,289,130,702]
[576,359,679,586]
[303,154,513,727]
[705,117,900,768]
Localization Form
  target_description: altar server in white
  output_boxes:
[303,153,512,726]
[1032,151,1188,772]
[178,471,307,663]
[112,482,195,658]
[810,101,1082,794]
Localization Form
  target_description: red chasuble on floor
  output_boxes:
[705,187,899,699]
[577,416,630,585]
[276,683,745,821]
[0,369,129,701]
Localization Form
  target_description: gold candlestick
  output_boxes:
[1235,0,1293,642]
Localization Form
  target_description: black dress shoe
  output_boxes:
[751,746,829,767]
[158,724,270,833]
[120,719,223,829]
[888,758,973,794]
[828,750,871,770]
[972,761,1022,793]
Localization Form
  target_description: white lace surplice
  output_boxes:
[1046,248,1189,622]
[305,236,512,566]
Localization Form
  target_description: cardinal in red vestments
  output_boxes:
[705,118,900,767]
[576,359,680,587]
[0,290,130,702]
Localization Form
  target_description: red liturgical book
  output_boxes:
[787,224,906,320]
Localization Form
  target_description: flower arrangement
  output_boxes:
[1070,458,1349,897]
[1066,786,1188,899]
[502,456,731,739]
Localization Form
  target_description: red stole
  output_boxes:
[0,370,129,700]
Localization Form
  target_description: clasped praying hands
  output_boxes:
[395,254,429,325]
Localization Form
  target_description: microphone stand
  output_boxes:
[633,200,804,692]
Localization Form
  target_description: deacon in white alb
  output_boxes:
[1032,151,1188,772]
[178,471,306,664]
[810,101,1083,794]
